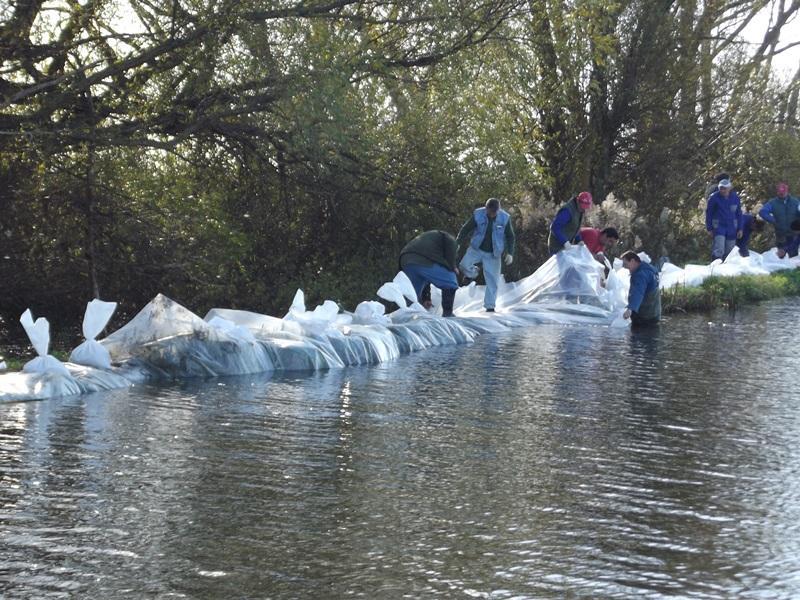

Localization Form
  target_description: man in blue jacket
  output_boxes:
[622,251,661,326]
[736,210,763,257]
[782,219,800,258]
[456,197,515,312]
[548,191,593,255]
[759,182,800,257]
[705,178,742,260]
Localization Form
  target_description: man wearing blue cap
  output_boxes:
[705,178,742,260]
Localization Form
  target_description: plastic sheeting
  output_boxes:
[453,244,626,326]
[4,244,799,402]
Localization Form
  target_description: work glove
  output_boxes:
[504,254,513,266]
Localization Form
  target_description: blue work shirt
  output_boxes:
[736,213,754,254]
[628,261,659,313]
[706,190,741,238]
[550,207,583,246]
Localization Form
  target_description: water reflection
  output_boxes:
[2,300,800,598]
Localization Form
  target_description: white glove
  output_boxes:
[563,242,572,250]
[504,254,513,266]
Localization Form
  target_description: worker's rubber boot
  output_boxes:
[441,288,456,317]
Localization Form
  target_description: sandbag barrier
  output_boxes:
[3,245,796,402]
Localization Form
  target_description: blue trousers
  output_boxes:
[402,263,459,300]
[459,247,502,309]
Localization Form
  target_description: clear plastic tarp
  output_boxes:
[3,244,798,402]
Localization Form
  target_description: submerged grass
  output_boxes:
[662,268,800,313]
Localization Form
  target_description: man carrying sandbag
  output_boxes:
[399,230,460,317]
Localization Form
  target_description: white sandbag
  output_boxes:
[283,289,344,336]
[207,316,257,343]
[0,361,6,371]
[101,294,273,377]
[377,272,428,312]
[392,271,418,303]
[19,309,72,377]
[377,281,408,309]
[353,301,391,326]
[69,299,117,369]
[205,308,294,335]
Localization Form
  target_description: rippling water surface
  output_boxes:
[3,300,800,598]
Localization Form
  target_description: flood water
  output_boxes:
[2,299,800,599]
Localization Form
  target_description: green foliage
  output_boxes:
[663,270,800,313]
[1,0,799,344]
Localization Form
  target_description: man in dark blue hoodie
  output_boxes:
[706,178,742,260]
[622,251,661,326]
[736,210,763,257]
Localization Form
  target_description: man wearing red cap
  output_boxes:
[759,182,800,257]
[548,191,593,255]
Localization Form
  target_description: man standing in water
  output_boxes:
[621,251,661,326]
[705,178,742,260]
[456,198,515,313]
[548,192,593,255]
[759,182,800,257]
[399,230,460,317]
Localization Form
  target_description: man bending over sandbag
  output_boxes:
[399,230,460,317]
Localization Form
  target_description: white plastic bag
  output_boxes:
[207,315,257,343]
[283,289,344,335]
[69,299,117,369]
[353,301,391,325]
[377,281,408,309]
[377,271,426,311]
[0,361,6,371]
[20,309,72,377]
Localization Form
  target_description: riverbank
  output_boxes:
[662,268,800,313]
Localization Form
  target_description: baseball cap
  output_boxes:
[576,191,593,209]
[718,179,732,189]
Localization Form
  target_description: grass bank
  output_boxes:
[662,269,800,313]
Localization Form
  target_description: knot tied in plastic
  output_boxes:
[20,309,71,377]
[69,299,118,369]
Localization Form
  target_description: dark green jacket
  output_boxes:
[759,196,800,245]
[399,230,458,271]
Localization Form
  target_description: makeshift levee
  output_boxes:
[0,245,673,403]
